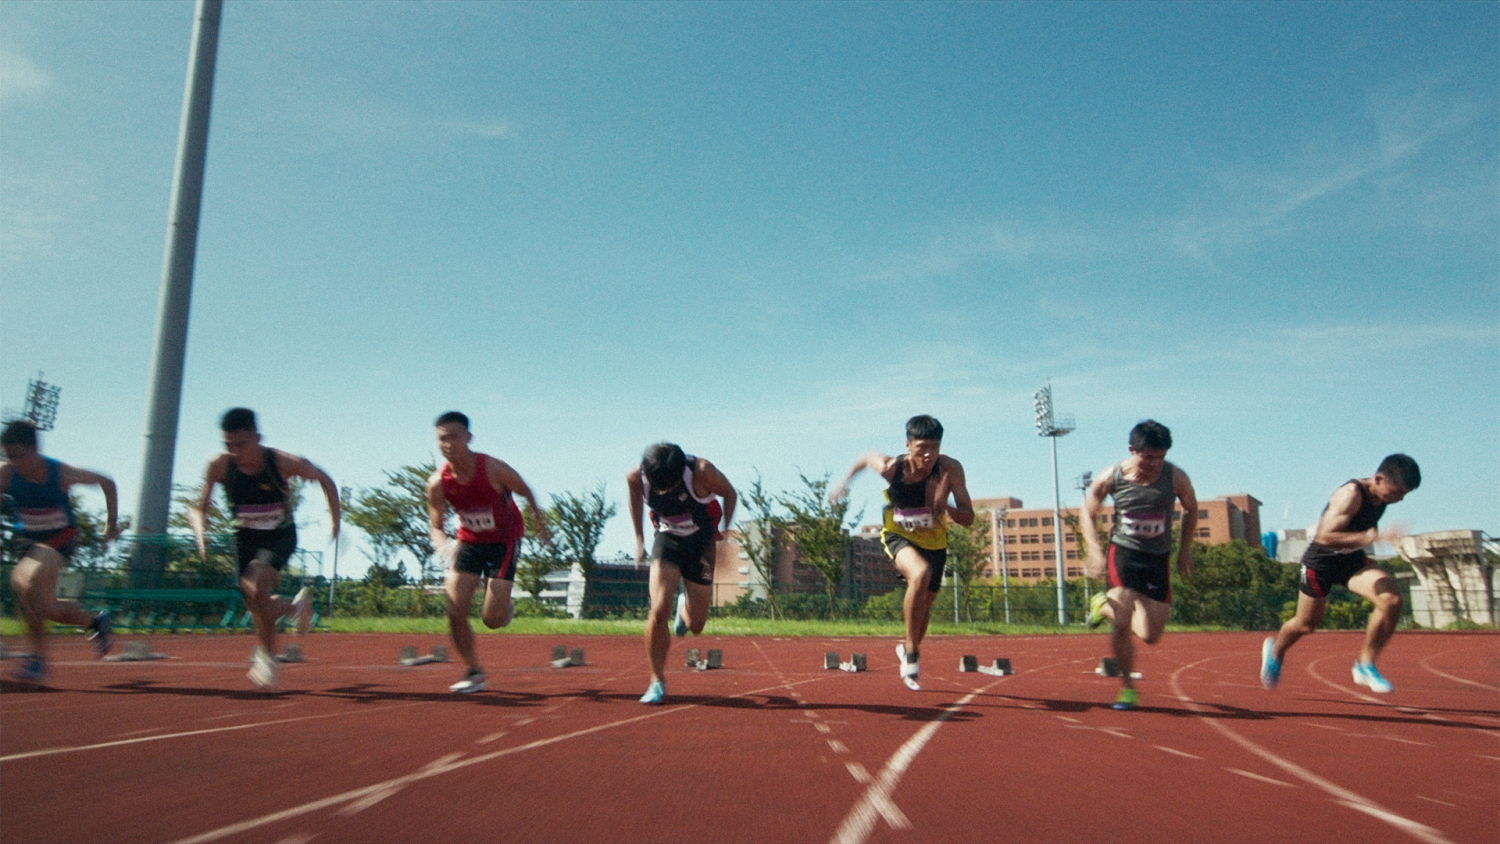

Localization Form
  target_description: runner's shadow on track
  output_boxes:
[0,679,63,694]
[987,694,1268,719]
[90,679,549,707]
[588,691,982,723]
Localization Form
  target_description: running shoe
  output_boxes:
[673,590,688,638]
[12,655,47,684]
[1260,637,1281,690]
[1087,592,1109,629]
[290,587,314,636]
[1112,688,1139,711]
[896,643,920,690]
[88,612,114,657]
[449,668,488,694]
[1352,661,1393,694]
[248,647,277,689]
[639,680,666,705]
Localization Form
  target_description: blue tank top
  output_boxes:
[9,457,75,535]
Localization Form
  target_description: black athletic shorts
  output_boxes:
[236,525,298,575]
[453,540,519,581]
[1298,549,1369,599]
[882,532,947,593]
[652,530,715,586]
[1107,543,1171,603]
[16,528,78,563]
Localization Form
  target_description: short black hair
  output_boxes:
[1128,419,1172,451]
[220,407,257,434]
[435,411,470,429]
[642,442,687,490]
[1377,454,1421,491]
[906,415,943,442]
[1,420,39,449]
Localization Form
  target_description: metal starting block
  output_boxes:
[107,641,167,662]
[1096,657,1141,679]
[823,652,866,672]
[686,648,722,670]
[960,656,1013,675]
[550,646,585,668]
[398,645,451,666]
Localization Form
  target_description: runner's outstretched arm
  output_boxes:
[695,459,738,530]
[486,457,551,546]
[1173,467,1198,578]
[626,466,647,566]
[1079,469,1115,578]
[276,451,340,540]
[190,457,229,559]
[829,452,888,505]
[59,464,120,541]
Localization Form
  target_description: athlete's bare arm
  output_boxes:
[1173,466,1198,578]
[933,456,974,527]
[693,458,738,531]
[1311,480,1400,550]
[0,462,12,496]
[191,455,230,559]
[626,465,647,566]
[484,456,551,545]
[426,470,453,556]
[1079,467,1116,578]
[56,463,121,541]
[272,450,341,540]
[829,452,895,505]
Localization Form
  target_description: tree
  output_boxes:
[779,473,858,617]
[344,463,441,589]
[945,513,990,623]
[547,485,617,617]
[736,473,783,619]
[514,506,564,601]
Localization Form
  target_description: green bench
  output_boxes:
[83,587,247,632]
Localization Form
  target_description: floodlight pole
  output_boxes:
[1076,471,1093,611]
[134,0,222,567]
[1033,381,1074,625]
[991,505,1011,625]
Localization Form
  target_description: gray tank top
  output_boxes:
[1109,461,1177,555]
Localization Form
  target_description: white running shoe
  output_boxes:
[1352,661,1393,694]
[290,587,313,636]
[449,668,488,694]
[896,643,920,690]
[248,647,277,689]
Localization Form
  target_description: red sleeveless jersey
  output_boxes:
[440,453,524,544]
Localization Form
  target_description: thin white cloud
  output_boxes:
[0,49,49,99]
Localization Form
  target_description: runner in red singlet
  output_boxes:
[426,411,550,693]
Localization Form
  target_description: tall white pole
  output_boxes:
[135,0,223,582]
[1051,435,1067,625]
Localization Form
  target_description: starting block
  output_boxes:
[1095,657,1142,680]
[686,648,722,670]
[107,641,167,662]
[550,646,585,668]
[823,652,866,672]
[0,644,35,661]
[960,656,1013,675]
[398,645,451,666]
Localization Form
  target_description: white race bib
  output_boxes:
[893,507,934,531]
[459,508,497,533]
[1118,509,1167,539]
[18,506,69,532]
[236,503,286,531]
[657,511,699,537]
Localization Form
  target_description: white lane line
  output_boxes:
[271,834,315,844]
[475,732,507,745]
[113,727,169,738]
[1171,657,1454,844]
[830,683,1002,844]
[1227,768,1295,788]
[815,722,831,734]
[338,753,465,815]
[1154,745,1201,760]
[1418,655,1500,693]
[1,704,421,763]
[1476,755,1500,762]
[827,740,849,754]
[1415,796,1457,808]
[1097,728,1132,740]
[845,761,872,783]
[1307,657,1494,734]
[171,676,829,844]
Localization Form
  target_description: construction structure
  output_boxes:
[1396,530,1497,627]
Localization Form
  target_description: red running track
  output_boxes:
[2,630,1496,844]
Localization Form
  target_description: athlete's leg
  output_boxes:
[445,568,483,670]
[1131,595,1171,645]
[646,561,684,684]
[239,559,290,656]
[1108,587,1143,690]
[680,541,714,635]
[1346,568,1402,665]
[480,577,515,629]
[893,547,934,655]
[1271,592,1327,662]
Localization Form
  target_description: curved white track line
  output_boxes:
[1418,653,1500,693]
[1170,656,1453,844]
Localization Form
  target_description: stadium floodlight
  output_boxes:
[1032,380,1073,624]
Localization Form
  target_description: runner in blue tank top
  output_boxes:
[1078,420,1199,711]
[1,420,119,683]
[1260,454,1419,695]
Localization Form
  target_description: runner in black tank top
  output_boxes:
[192,408,342,689]
[1262,455,1420,695]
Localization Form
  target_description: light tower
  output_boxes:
[1033,381,1074,625]
[1075,470,1093,610]
[3,373,62,430]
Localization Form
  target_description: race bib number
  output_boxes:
[236,503,285,531]
[1118,509,1167,539]
[893,507,934,531]
[458,508,497,533]
[18,506,69,532]
[656,511,699,537]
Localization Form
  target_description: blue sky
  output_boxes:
[3,1,1496,575]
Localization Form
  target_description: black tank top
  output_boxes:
[644,458,713,537]
[225,450,291,531]
[1302,479,1384,565]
